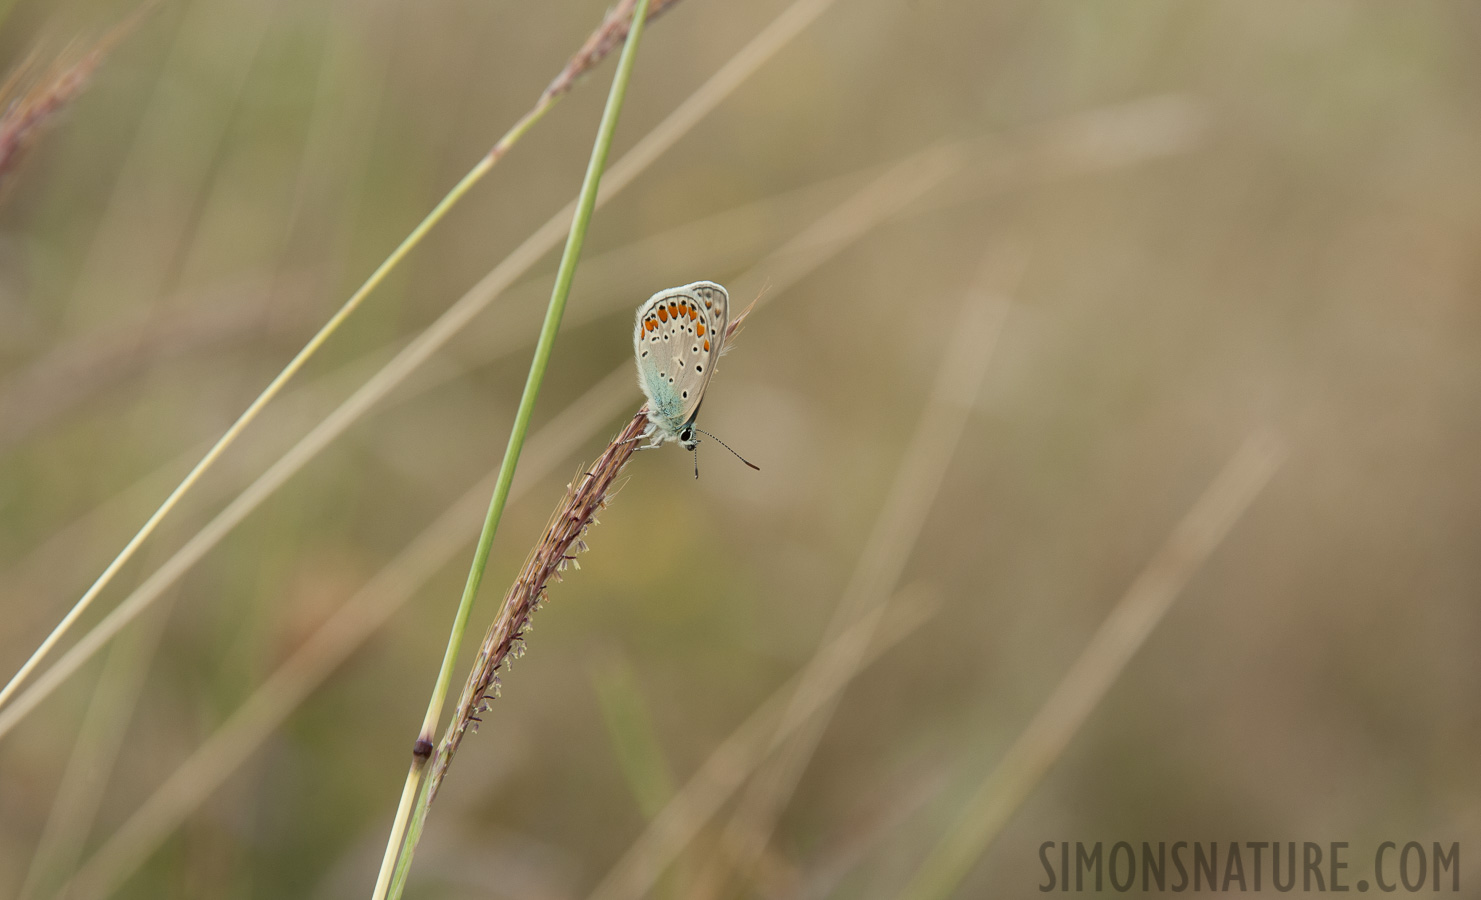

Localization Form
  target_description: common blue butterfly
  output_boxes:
[633,280,757,474]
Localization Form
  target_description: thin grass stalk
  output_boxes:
[2,142,852,586]
[22,27,387,894]
[59,118,963,896]
[1,91,1201,455]
[585,594,940,900]
[583,268,1016,900]
[895,431,1284,900]
[1,98,1141,642]
[14,599,171,900]
[0,0,831,747]
[61,370,635,900]
[1,96,1182,837]
[63,486,933,900]
[0,0,683,717]
[699,255,1019,897]
[0,136,947,698]
[425,355,940,900]
[398,296,749,896]
[373,2,652,895]
[0,0,277,710]
[0,7,399,450]
[434,408,644,786]
[397,160,986,887]
[32,134,994,900]
[0,92,1200,456]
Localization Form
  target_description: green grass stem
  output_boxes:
[370,2,652,897]
[0,2,593,719]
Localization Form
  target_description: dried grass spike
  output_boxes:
[427,313,750,803]
[542,0,686,103]
[0,2,156,194]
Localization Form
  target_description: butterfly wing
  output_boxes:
[633,281,728,438]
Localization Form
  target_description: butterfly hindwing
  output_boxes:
[633,281,728,443]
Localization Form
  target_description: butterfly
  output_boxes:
[633,280,757,473]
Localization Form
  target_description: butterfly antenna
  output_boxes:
[692,428,760,471]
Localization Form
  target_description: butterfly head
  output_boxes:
[678,425,699,451]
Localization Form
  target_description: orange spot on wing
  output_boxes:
[657,307,668,322]
[678,303,689,317]
[646,320,657,331]
[688,307,697,320]
[696,323,705,336]
[703,339,710,351]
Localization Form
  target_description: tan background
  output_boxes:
[0,0,1476,897]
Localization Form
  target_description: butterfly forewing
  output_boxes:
[633,281,728,435]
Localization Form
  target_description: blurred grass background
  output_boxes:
[1,0,1478,897]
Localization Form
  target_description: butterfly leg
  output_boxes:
[630,431,665,451]
[622,420,661,451]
